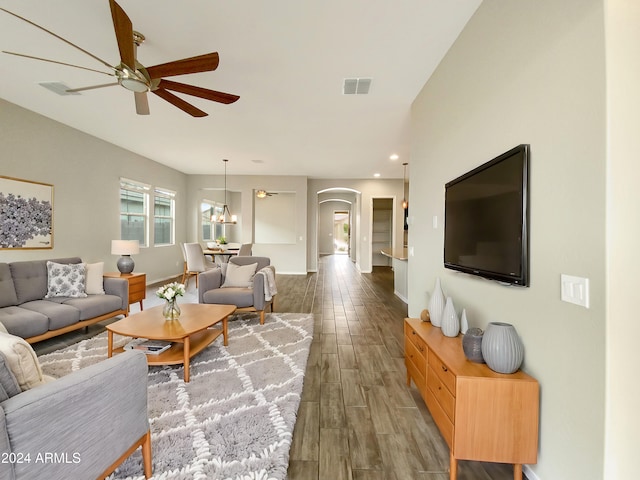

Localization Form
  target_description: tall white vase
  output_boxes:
[460,309,469,334]
[441,297,460,337]
[427,277,445,327]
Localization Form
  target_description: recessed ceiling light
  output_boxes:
[251,159,264,164]
[390,154,399,160]
[373,173,381,178]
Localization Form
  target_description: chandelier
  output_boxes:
[213,159,237,224]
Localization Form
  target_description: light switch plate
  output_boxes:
[561,274,590,308]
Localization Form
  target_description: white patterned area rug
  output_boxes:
[38,312,314,480]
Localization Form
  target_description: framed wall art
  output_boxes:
[0,175,54,249]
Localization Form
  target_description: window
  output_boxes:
[120,179,149,246]
[201,201,225,242]
[154,188,175,246]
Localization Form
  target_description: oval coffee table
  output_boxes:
[107,303,236,382]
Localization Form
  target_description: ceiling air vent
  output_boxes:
[343,77,372,95]
[38,82,80,96]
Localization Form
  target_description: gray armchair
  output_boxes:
[198,256,276,325]
[0,350,151,480]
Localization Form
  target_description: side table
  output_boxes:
[104,272,146,313]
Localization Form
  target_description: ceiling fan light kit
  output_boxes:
[0,0,239,117]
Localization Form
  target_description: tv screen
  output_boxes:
[444,144,529,286]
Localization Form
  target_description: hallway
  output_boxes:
[283,254,517,480]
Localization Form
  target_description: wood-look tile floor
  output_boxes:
[281,254,522,480]
[33,254,524,479]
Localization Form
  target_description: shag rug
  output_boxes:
[38,312,314,480]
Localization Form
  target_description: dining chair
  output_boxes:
[180,243,196,287]
[183,243,217,288]
[238,243,253,256]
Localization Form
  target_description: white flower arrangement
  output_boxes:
[156,282,186,301]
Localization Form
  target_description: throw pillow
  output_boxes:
[222,262,258,288]
[85,262,105,295]
[0,331,47,391]
[0,351,21,399]
[0,321,7,334]
[45,261,87,298]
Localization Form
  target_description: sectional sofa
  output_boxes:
[0,257,128,343]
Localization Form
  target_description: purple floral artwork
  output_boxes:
[0,176,53,249]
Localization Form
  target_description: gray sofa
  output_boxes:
[0,349,152,479]
[0,257,128,343]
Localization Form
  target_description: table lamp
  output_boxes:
[111,240,140,274]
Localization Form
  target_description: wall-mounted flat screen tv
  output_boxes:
[444,144,530,286]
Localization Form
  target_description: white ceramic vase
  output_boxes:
[441,297,460,337]
[460,309,469,334]
[427,277,445,327]
[481,322,524,374]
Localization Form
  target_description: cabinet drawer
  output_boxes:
[428,366,455,422]
[405,337,426,373]
[405,353,425,392]
[426,386,454,448]
[429,349,455,395]
[404,322,427,354]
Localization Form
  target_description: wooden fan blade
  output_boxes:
[109,0,135,70]
[135,92,150,115]
[2,51,115,76]
[152,88,208,117]
[146,52,220,80]
[0,8,114,70]
[66,82,119,93]
[157,79,239,104]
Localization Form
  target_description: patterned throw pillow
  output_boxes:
[45,261,87,298]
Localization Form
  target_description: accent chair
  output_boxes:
[198,256,276,325]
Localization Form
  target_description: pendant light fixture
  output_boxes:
[213,159,237,224]
[402,162,409,210]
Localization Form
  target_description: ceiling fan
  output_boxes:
[0,0,239,117]
[256,190,278,198]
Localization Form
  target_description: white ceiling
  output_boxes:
[0,0,480,178]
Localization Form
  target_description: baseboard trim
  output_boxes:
[394,290,408,304]
[524,465,540,480]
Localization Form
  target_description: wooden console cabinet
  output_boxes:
[404,318,539,480]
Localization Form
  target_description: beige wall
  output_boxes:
[187,174,308,274]
[0,99,187,284]
[604,0,640,478]
[409,1,606,478]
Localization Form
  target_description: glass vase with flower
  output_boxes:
[156,282,186,321]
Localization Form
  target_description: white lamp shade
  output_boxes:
[111,240,140,255]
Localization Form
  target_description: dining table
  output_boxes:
[203,248,239,263]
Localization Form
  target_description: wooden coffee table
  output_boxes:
[107,303,236,382]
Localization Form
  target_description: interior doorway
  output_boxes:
[333,211,350,255]
[372,198,393,266]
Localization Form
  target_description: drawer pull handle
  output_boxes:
[441,365,448,373]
